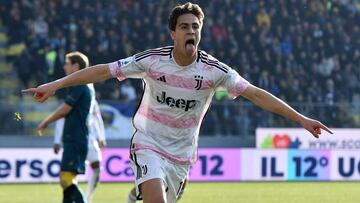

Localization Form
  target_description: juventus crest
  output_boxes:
[194,75,203,90]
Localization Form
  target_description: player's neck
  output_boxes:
[173,48,197,66]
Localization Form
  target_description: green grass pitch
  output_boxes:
[0,182,359,203]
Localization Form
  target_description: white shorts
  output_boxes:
[86,139,101,164]
[131,149,190,203]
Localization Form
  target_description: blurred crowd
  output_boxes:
[1,0,360,136]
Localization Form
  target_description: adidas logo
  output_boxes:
[157,75,166,83]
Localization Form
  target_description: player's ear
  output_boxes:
[170,30,176,40]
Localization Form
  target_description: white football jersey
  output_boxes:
[108,46,249,165]
[87,84,106,142]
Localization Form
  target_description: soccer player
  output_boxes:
[23,2,333,203]
[54,97,106,203]
[35,51,92,203]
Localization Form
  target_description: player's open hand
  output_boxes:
[301,117,333,138]
[22,82,57,103]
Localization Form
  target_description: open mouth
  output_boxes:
[185,39,195,46]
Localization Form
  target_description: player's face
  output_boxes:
[171,13,202,57]
[64,59,79,75]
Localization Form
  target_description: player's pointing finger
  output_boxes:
[22,88,38,93]
[319,123,333,134]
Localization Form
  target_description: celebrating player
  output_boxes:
[23,2,333,203]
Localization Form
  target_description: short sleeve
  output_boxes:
[108,55,147,81]
[64,86,84,106]
[218,68,250,99]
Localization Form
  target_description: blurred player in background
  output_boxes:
[54,97,106,203]
[35,51,92,203]
[23,2,333,203]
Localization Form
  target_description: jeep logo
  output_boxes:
[156,92,196,111]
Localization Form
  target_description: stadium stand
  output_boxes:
[0,0,359,138]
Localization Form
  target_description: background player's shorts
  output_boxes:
[61,142,88,174]
[131,149,189,203]
[86,139,101,163]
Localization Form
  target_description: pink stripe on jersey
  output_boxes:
[148,70,212,90]
[131,143,197,165]
[229,80,250,98]
[108,62,126,81]
[138,104,201,129]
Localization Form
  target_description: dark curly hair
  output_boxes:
[168,2,204,31]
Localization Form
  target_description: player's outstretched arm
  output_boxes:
[22,64,112,102]
[240,84,333,138]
